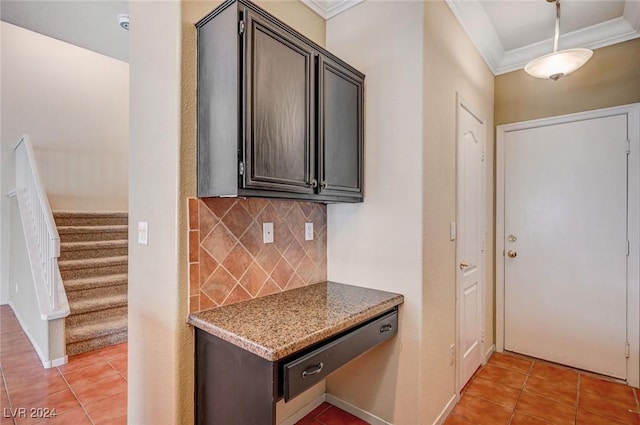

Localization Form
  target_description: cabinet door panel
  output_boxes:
[319,57,363,199]
[245,11,315,193]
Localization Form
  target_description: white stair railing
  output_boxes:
[14,134,68,318]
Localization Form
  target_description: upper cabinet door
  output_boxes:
[244,10,316,194]
[318,56,364,199]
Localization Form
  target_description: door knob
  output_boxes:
[507,250,517,258]
[460,261,470,269]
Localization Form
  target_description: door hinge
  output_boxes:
[481,149,486,162]
[626,139,631,155]
[239,161,245,176]
[239,20,245,35]
[625,341,630,358]
[627,240,630,257]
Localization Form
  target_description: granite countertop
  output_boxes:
[188,281,404,361]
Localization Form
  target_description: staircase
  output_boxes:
[54,211,128,356]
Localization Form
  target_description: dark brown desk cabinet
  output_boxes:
[196,0,364,203]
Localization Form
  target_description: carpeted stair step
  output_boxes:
[59,240,128,261]
[57,225,128,242]
[65,305,127,329]
[63,273,128,292]
[59,256,128,280]
[65,316,128,356]
[68,290,127,315]
[53,211,128,227]
[66,330,128,357]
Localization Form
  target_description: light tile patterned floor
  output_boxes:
[0,305,127,425]
[447,352,640,425]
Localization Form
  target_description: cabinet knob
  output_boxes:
[309,179,318,188]
[320,181,327,190]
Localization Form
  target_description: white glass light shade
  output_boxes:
[524,48,593,81]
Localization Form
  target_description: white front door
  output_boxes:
[504,114,628,379]
[456,96,486,391]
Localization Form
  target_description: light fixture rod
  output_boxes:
[553,0,560,53]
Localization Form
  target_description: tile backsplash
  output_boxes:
[188,198,327,313]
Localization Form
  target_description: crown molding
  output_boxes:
[301,0,365,20]
[445,0,640,76]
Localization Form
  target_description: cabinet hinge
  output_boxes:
[239,20,245,35]
[625,341,630,358]
[626,139,631,155]
[239,162,244,176]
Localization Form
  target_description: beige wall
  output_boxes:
[422,1,495,421]
[127,1,325,424]
[495,38,640,126]
[326,1,494,423]
[128,2,191,424]
[326,1,425,423]
[0,22,129,303]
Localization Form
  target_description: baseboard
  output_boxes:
[432,393,459,425]
[8,301,54,369]
[279,394,326,425]
[483,344,496,365]
[49,355,68,368]
[325,394,391,425]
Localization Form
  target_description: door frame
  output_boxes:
[496,103,640,386]
[455,93,487,393]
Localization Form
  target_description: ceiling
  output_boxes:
[1,0,638,73]
[0,0,129,62]
[445,0,640,75]
[305,0,640,75]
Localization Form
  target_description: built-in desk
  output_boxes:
[188,281,404,425]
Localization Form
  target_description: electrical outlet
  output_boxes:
[263,222,274,244]
[305,222,314,241]
[449,343,455,365]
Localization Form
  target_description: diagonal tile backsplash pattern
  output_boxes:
[188,198,327,313]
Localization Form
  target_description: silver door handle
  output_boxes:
[460,261,470,269]
[507,250,517,258]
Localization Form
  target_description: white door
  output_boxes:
[504,114,628,379]
[457,97,485,390]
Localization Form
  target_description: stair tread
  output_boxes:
[66,316,127,342]
[65,273,128,286]
[59,256,128,270]
[53,211,128,218]
[69,292,127,313]
[60,240,128,251]
[58,225,128,233]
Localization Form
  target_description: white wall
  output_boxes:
[326,2,425,423]
[0,22,129,303]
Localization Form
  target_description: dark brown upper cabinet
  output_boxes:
[196,0,364,203]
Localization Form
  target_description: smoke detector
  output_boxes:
[118,14,129,30]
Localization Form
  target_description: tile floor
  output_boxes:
[446,351,640,425]
[296,402,367,425]
[0,305,127,425]
[6,302,636,425]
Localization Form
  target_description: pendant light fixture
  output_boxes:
[524,0,593,81]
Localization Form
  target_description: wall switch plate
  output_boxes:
[305,222,313,241]
[138,221,149,245]
[263,222,274,244]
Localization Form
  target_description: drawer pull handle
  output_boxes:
[380,324,393,333]
[302,362,324,379]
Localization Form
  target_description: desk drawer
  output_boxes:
[283,310,398,401]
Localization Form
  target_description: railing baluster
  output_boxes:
[14,135,62,314]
